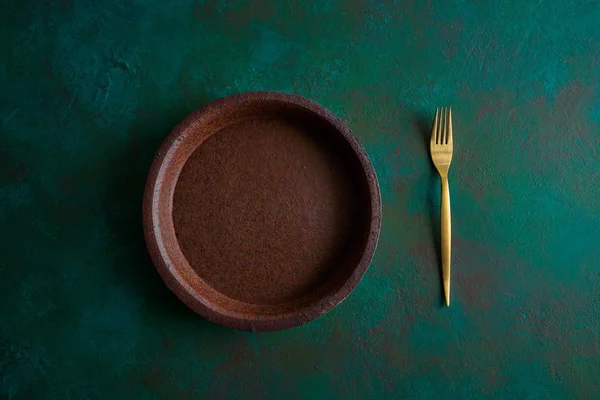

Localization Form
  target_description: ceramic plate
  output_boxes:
[143,92,381,331]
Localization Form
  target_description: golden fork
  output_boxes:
[430,107,453,307]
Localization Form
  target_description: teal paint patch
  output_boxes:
[252,29,291,68]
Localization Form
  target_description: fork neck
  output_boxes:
[436,168,449,179]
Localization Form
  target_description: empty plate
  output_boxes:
[143,92,381,331]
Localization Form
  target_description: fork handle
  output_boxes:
[441,176,451,307]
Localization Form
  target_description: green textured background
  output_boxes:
[2,0,600,398]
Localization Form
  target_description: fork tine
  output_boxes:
[438,107,445,144]
[432,108,439,144]
[440,107,446,144]
[440,107,448,144]
[448,107,453,145]
[437,108,443,144]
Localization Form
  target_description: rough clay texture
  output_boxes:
[173,113,367,306]
[1,0,600,398]
[144,93,380,331]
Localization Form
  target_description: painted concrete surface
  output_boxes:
[1,0,599,398]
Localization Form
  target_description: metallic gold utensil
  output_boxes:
[430,107,453,307]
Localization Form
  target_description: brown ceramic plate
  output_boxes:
[143,92,381,331]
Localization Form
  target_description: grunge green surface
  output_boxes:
[2,0,599,398]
